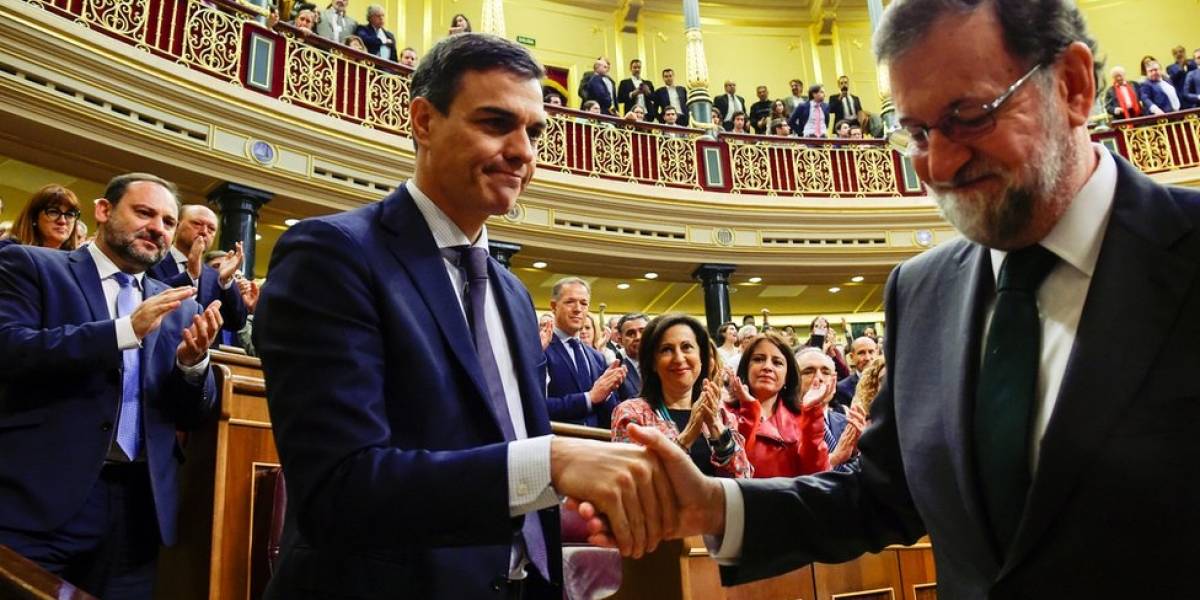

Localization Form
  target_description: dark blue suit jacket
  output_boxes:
[1138,80,1177,113]
[833,372,857,414]
[545,337,616,428]
[1182,70,1200,109]
[0,245,216,546]
[723,154,1200,597]
[616,355,642,402]
[788,101,831,137]
[353,25,398,60]
[148,254,248,334]
[255,186,561,599]
[584,74,617,115]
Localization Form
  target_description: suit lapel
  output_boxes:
[376,187,498,433]
[491,264,552,438]
[140,276,165,376]
[937,241,1000,567]
[1000,157,1197,576]
[68,248,110,322]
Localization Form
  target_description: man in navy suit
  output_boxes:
[255,33,674,600]
[833,336,877,412]
[788,84,831,138]
[147,204,247,346]
[614,312,648,401]
[0,173,221,599]
[583,57,617,115]
[544,277,624,428]
[577,1,1200,597]
[653,68,689,126]
[1139,61,1181,114]
[354,5,398,61]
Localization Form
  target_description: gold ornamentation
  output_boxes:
[82,0,146,39]
[1122,122,1171,172]
[730,141,771,191]
[794,146,833,193]
[538,116,567,168]
[592,125,632,178]
[366,70,409,132]
[283,43,335,110]
[657,135,695,185]
[684,29,710,90]
[181,6,243,80]
[854,146,896,193]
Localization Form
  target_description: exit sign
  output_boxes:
[517,35,536,47]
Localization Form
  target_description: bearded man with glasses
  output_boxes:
[569,1,1200,597]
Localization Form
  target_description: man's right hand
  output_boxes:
[186,236,207,281]
[588,361,626,405]
[131,286,196,340]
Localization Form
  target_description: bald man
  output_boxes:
[834,336,877,411]
[148,205,247,342]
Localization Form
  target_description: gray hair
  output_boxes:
[550,276,590,300]
[873,0,1103,89]
[366,4,384,17]
[795,346,832,365]
[736,324,758,340]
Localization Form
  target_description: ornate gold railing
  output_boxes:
[18,0,1200,197]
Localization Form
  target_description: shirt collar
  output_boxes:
[169,245,187,264]
[405,180,489,252]
[88,241,146,287]
[989,143,1116,282]
[553,327,579,343]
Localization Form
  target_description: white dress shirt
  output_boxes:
[724,94,743,122]
[709,144,1117,562]
[405,181,558,518]
[375,27,392,61]
[667,86,682,112]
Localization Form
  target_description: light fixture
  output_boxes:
[829,286,841,293]
[255,234,263,241]
[617,282,631,290]
[284,218,300,227]
[532,261,548,269]
[748,276,762,284]
[850,275,864,283]
[644,272,658,279]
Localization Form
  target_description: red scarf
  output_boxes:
[1114,83,1141,119]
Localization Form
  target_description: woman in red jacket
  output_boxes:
[729,334,830,477]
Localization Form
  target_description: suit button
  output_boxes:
[490,577,505,592]
[101,422,113,432]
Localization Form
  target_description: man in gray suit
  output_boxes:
[573,1,1200,598]
[315,0,357,44]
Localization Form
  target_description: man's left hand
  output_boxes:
[178,300,223,366]
[214,242,245,287]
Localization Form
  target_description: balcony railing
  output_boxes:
[19,0,1200,198]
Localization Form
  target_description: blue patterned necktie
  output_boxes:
[456,246,549,580]
[112,272,142,459]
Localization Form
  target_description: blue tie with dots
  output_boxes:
[113,272,142,460]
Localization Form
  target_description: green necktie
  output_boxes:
[974,244,1058,555]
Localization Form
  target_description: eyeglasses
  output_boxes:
[43,207,81,222]
[887,63,1043,157]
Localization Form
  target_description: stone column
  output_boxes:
[693,264,736,340]
[488,240,521,270]
[682,0,717,136]
[480,0,506,37]
[207,183,273,280]
[867,0,897,133]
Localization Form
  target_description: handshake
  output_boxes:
[549,424,725,558]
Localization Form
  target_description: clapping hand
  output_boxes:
[726,373,754,406]
[177,300,223,366]
[830,403,867,466]
[213,242,245,287]
[588,361,626,405]
[801,378,830,411]
[238,278,260,314]
[538,319,553,351]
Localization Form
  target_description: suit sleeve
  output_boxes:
[161,301,218,430]
[543,390,591,422]
[719,265,926,585]
[254,220,515,549]
[0,246,121,378]
[788,104,804,136]
[211,268,248,331]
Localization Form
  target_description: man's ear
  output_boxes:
[410,97,438,150]
[1059,41,1097,128]
[94,198,112,226]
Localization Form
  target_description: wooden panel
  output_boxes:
[893,545,936,600]
[813,550,901,600]
[0,545,97,600]
[724,564,817,600]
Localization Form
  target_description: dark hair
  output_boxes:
[874,0,1102,88]
[1139,54,1156,76]
[662,68,674,76]
[411,33,544,116]
[790,78,803,86]
[581,99,600,111]
[103,173,179,209]
[735,334,801,413]
[8,184,81,250]
[449,13,472,32]
[807,84,824,99]
[630,58,641,66]
[662,105,677,115]
[638,314,712,410]
[617,312,649,334]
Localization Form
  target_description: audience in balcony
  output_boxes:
[654,68,689,126]
[714,81,746,131]
[1185,55,1200,109]
[399,47,418,68]
[291,9,317,33]
[1140,60,1182,114]
[0,184,82,251]
[755,99,787,134]
[834,119,854,138]
[727,111,751,135]
[447,13,472,35]
[828,75,863,129]
[315,0,356,43]
[355,5,397,61]
[611,314,752,479]
[728,334,830,478]
[770,118,792,137]
[623,105,647,122]
[342,34,367,52]
[617,59,654,117]
[581,99,602,115]
[710,108,723,129]
[1140,54,1159,77]
[582,57,617,115]
[748,86,773,134]
[544,92,564,106]
[789,83,830,138]
[1104,66,1146,119]
[783,78,806,116]
[848,123,864,139]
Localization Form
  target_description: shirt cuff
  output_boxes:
[115,317,141,350]
[704,478,745,564]
[508,435,558,516]
[176,353,210,385]
[219,275,234,290]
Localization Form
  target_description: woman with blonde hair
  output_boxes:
[0,185,82,251]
